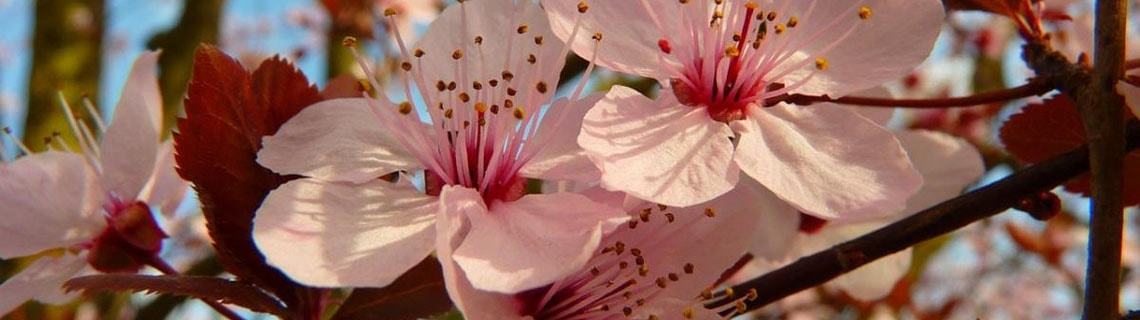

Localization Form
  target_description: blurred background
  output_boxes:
[0,0,1137,319]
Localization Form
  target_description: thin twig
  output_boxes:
[706,120,1140,314]
[783,81,1052,108]
[144,255,247,320]
[1080,1,1128,318]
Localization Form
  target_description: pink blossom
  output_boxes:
[544,1,942,221]
[0,52,187,313]
[252,0,626,294]
[436,185,770,320]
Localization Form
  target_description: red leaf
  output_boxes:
[331,258,453,320]
[64,274,287,317]
[999,94,1140,205]
[174,45,324,308]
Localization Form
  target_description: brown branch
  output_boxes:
[783,81,1052,108]
[1079,1,1128,318]
[706,120,1140,314]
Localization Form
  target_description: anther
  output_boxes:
[628,220,638,229]
[787,16,798,28]
[577,1,589,13]
[459,92,471,103]
[452,49,464,60]
[383,8,397,16]
[534,36,544,45]
[447,81,457,91]
[527,54,537,64]
[436,81,447,92]
[513,107,525,120]
[536,82,548,93]
[507,87,517,96]
[474,36,483,45]
[414,49,425,57]
[517,24,529,34]
[592,32,603,41]
[623,307,633,316]
[858,6,873,20]
[398,102,413,115]
[501,71,514,81]
[504,99,514,109]
[474,102,488,113]
[341,36,358,47]
[472,81,483,90]
[766,11,776,21]
[444,109,454,119]
[665,213,675,223]
[684,263,694,274]
[401,62,412,71]
[488,79,499,87]
[704,207,716,217]
[658,39,672,54]
[815,57,829,70]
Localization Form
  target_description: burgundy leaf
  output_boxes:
[174,45,325,309]
[331,258,453,320]
[999,94,1140,205]
[64,274,287,317]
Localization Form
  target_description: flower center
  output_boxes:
[642,0,875,122]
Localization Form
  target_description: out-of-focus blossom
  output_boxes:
[0,52,187,313]
[252,0,626,295]
[545,1,940,225]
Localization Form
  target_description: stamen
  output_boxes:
[1,127,31,156]
[81,96,106,133]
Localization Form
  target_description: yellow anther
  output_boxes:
[858,6,872,19]
[577,1,589,13]
[398,102,413,115]
[815,57,829,70]
[383,8,397,16]
[341,36,358,47]
[452,49,464,60]
[474,102,488,113]
[513,107,526,120]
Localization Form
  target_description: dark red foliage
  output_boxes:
[173,45,324,312]
[64,274,287,317]
[999,94,1140,206]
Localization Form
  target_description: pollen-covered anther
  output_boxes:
[592,32,603,41]
[517,24,529,34]
[513,107,526,120]
[682,307,694,319]
[383,7,397,16]
[859,6,873,20]
[398,102,413,115]
[474,102,488,113]
[577,1,589,13]
[815,57,829,70]
[787,16,798,28]
[746,288,759,301]
[704,207,716,218]
[459,92,471,103]
[401,62,412,71]
[774,23,786,34]
[744,1,758,9]
[452,49,464,60]
[474,36,483,45]
[341,36,358,47]
[536,82,548,93]
[413,49,425,57]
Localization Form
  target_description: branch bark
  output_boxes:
[706,120,1140,314]
[147,0,225,135]
[1080,1,1128,318]
[23,0,104,151]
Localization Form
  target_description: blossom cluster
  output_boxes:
[0,0,1028,319]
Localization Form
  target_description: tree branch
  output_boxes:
[1080,1,1128,318]
[784,80,1052,108]
[706,120,1140,314]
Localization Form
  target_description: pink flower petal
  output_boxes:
[733,103,921,220]
[415,0,562,104]
[252,178,437,287]
[543,0,683,80]
[896,130,985,213]
[434,187,522,319]
[100,52,162,202]
[449,189,628,293]
[0,152,104,258]
[519,94,603,183]
[258,98,420,184]
[139,141,188,216]
[781,0,945,97]
[799,223,911,301]
[732,177,802,260]
[0,254,87,315]
[579,86,738,207]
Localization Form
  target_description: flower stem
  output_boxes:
[783,81,1052,108]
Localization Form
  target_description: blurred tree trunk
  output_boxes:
[323,0,373,80]
[23,0,105,152]
[148,0,225,136]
